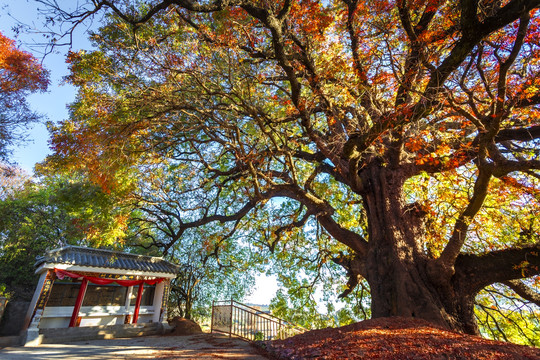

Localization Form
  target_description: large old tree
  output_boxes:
[43,0,539,335]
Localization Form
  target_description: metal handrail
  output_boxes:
[211,299,305,341]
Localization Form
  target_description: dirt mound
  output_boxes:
[168,317,203,336]
[261,317,540,359]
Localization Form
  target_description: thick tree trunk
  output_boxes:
[358,164,479,334]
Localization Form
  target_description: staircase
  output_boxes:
[211,300,305,341]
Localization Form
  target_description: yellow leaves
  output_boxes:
[327,116,336,126]
[524,85,539,98]
[513,261,531,277]
[437,144,451,155]
[415,154,439,166]
[405,163,538,255]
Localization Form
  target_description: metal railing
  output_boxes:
[211,299,305,341]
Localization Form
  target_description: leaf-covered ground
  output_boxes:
[260,317,540,359]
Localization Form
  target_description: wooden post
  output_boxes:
[229,298,233,338]
[159,280,170,323]
[132,283,144,324]
[210,300,215,334]
[124,286,133,324]
[151,282,164,323]
[24,270,56,331]
[69,278,88,327]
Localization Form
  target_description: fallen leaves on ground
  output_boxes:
[260,317,540,359]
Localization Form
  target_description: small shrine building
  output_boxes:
[23,246,179,345]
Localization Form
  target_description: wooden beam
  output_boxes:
[69,278,88,327]
[132,283,144,324]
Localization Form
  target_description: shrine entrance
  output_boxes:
[22,246,179,346]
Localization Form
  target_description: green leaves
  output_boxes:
[476,283,540,346]
[0,172,128,299]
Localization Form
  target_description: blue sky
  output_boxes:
[1,0,91,173]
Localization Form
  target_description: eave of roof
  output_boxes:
[35,246,180,276]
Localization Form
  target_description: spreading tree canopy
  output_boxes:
[42,0,539,337]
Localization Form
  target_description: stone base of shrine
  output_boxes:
[22,322,172,346]
[0,335,23,347]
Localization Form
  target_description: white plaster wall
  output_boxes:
[40,306,155,329]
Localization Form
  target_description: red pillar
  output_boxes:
[69,278,88,327]
[132,283,144,324]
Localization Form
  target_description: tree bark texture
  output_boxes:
[357,164,481,334]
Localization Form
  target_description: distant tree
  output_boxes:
[166,231,255,321]
[0,31,49,161]
[0,163,31,199]
[125,163,256,320]
[42,0,539,340]
[0,174,127,300]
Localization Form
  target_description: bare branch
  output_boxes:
[434,169,492,275]
[455,244,540,293]
[495,125,540,143]
[502,279,540,307]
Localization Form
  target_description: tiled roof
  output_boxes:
[35,246,179,275]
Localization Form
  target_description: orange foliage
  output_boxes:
[0,31,49,93]
[500,176,540,198]
[289,0,333,39]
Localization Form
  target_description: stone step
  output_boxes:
[37,323,164,344]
